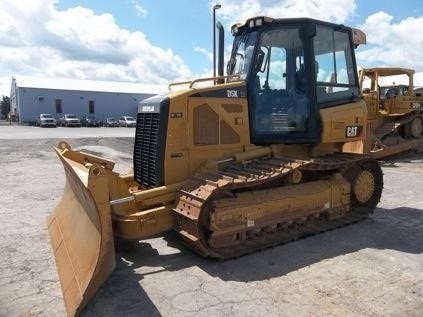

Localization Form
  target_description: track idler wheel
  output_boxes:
[343,159,383,212]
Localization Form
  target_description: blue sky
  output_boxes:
[1,0,423,96]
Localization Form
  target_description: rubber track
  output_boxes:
[173,154,371,259]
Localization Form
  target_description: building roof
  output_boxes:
[12,75,166,95]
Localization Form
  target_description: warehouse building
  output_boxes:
[10,76,165,124]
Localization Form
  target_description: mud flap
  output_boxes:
[47,149,116,316]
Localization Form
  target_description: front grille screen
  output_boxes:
[134,112,160,187]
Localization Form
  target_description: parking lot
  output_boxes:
[0,126,422,316]
[0,124,136,139]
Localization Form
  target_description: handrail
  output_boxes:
[168,80,192,90]
[189,75,241,88]
[168,75,242,91]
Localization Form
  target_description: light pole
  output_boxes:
[213,4,221,78]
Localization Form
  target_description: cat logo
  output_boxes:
[345,125,363,138]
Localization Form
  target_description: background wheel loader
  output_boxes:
[47,17,384,316]
[348,67,423,158]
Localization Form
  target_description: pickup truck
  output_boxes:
[59,114,81,127]
[35,113,57,127]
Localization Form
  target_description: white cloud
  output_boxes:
[0,0,191,96]
[356,12,423,72]
[132,0,147,17]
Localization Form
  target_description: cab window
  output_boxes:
[314,26,359,105]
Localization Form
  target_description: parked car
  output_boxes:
[35,113,57,127]
[119,116,136,127]
[103,117,119,127]
[81,115,100,127]
[59,114,81,127]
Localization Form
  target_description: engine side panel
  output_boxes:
[161,84,254,185]
[320,100,368,143]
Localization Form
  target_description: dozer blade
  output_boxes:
[47,145,116,316]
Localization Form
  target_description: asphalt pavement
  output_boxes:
[0,127,422,317]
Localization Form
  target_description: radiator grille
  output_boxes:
[134,112,161,187]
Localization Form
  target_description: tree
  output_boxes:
[0,96,10,117]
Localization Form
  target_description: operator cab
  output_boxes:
[227,17,361,144]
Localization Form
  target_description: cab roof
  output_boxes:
[230,16,365,46]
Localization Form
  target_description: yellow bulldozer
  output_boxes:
[47,17,384,316]
[353,67,423,158]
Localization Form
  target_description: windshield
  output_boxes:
[66,114,76,118]
[227,31,258,80]
[41,114,52,118]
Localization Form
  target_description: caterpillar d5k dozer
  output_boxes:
[349,67,423,158]
[47,17,384,316]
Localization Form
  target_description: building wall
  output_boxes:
[16,86,155,123]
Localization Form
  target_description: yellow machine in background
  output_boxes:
[48,17,384,316]
[355,67,423,158]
